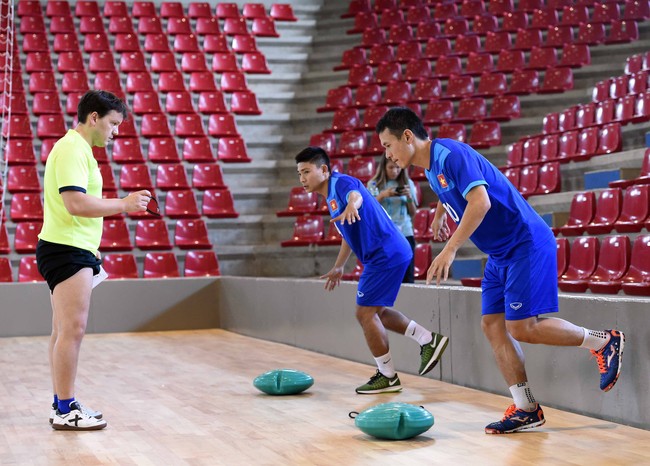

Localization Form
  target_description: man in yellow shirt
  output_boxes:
[37,90,151,430]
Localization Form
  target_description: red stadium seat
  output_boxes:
[539,67,573,93]
[539,134,559,162]
[241,52,271,74]
[174,34,201,53]
[26,52,53,73]
[114,33,141,53]
[99,219,133,252]
[17,1,44,17]
[518,165,539,198]
[484,31,512,53]
[208,114,240,138]
[10,193,43,222]
[558,236,599,292]
[605,20,638,44]
[437,123,466,142]
[182,137,215,163]
[469,121,501,148]
[119,164,153,191]
[332,131,367,158]
[144,34,171,53]
[413,208,433,243]
[88,52,116,73]
[410,78,442,103]
[135,219,172,250]
[503,167,520,189]
[381,81,411,105]
[453,98,487,123]
[536,161,561,195]
[270,3,297,21]
[126,72,155,94]
[140,114,172,138]
[521,137,540,165]
[167,16,193,35]
[151,52,178,72]
[109,16,135,34]
[146,137,180,164]
[184,251,220,277]
[545,24,574,48]
[309,133,337,154]
[103,254,138,279]
[318,87,353,113]
[36,115,66,139]
[464,52,494,76]
[327,108,360,133]
[610,148,650,188]
[488,95,521,121]
[132,1,157,17]
[133,92,163,115]
[18,256,45,283]
[4,139,36,165]
[559,191,596,236]
[165,91,195,115]
[277,187,320,217]
[0,257,11,281]
[530,7,558,29]
[347,156,376,183]
[576,23,605,46]
[281,215,324,247]
[160,2,185,18]
[83,33,110,53]
[556,237,570,277]
[506,142,523,167]
[351,83,381,108]
[473,12,499,35]
[202,189,239,218]
[57,51,84,73]
[174,113,206,137]
[587,235,631,294]
[120,52,148,73]
[29,72,57,94]
[489,0,513,16]
[433,56,462,78]
[423,38,450,59]
[181,52,209,72]
[13,221,42,253]
[32,93,62,116]
[223,17,249,36]
[231,91,262,115]
[621,235,650,296]
[0,222,9,254]
[502,11,528,32]
[243,3,267,19]
[413,243,432,280]
[496,49,525,73]
[623,0,650,20]
[347,65,374,88]
[217,137,251,163]
[526,46,557,71]
[342,259,364,281]
[7,165,40,193]
[586,188,622,235]
[93,72,122,94]
[189,2,212,18]
[506,70,539,95]
[395,41,421,64]
[164,189,200,218]
[251,17,279,37]
[613,185,650,232]
[61,72,90,94]
[175,219,212,250]
[156,164,189,190]
[192,163,227,190]
[189,72,218,93]
[335,48,367,71]
[157,72,186,93]
[221,71,249,92]
[196,18,222,36]
[143,253,180,278]
[24,33,50,53]
[443,75,474,100]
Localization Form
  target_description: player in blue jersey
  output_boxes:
[295,146,449,394]
[376,107,625,434]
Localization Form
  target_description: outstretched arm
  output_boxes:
[427,185,491,285]
[330,191,363,225]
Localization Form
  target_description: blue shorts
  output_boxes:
[481,240,559,321]
[357,260,410,307]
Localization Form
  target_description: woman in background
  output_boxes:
[367,157,418,283]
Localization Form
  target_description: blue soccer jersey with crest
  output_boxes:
[327,172,412,267]
[424,138,552,265]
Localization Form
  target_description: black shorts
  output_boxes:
[36,239,102,293]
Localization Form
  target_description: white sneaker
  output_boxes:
[49,401,103,425]
[51,402,107,431]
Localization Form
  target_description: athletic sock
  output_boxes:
[579,328,610,351]
[374,352,396,378]
[57,397,75,415]
[509,382,537,412]
[405,320,432,346]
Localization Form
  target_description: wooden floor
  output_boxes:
[1,330,649,466]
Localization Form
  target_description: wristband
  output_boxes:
[406,198,413,203]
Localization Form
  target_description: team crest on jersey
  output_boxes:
[437,174,448,188]
[329,199,339,211]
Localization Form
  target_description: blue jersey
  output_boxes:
[327,172,412,267]
[425,139,552,265]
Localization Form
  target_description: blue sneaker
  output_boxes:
[591,329,625,392]
[485,404,545,434]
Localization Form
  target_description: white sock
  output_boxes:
[509,382,537,411]
[405,320,432,346]
[374,352,396,378]
[579,328,610,351]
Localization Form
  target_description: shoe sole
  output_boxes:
[485,418,546,434]
[49,412,103,425]
[355,386,403,395]
[602,332,625,392]
[419,335,450,376]
[51,421,107,431]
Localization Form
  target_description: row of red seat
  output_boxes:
[507,122,623,168]
[503,161,562,198]
[353,19,638,50]
[3,189,238,223]
[4,136,243,166]
[555,184,650,236]
[346,2,648,32]
[347,65,575,98]
[1,162,229,194]
[342,0,649,20]
[17,1,297,22]
[558,234,650,295]
[0,251,221,282]
[342,241,433,280]
[1,217,214,254]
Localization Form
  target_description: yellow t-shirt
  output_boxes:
[38,129,103,254]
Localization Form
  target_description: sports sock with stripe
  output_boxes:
[57,397,75,415]
[579,328,610,351]
[509,382,537,411]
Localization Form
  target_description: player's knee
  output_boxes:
[506,320,534,343]
[481,314,503,338]
[355,305,376,324]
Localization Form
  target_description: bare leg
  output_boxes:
[356,305,390,357]
[507,316,584,346]
[49,295,58,397]
[377,307,411,335]
[482,314,528,386]
[51,268,93,400]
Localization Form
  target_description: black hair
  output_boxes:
[77,90,129,124]
[295,146,331,172]
[375,107,429,140]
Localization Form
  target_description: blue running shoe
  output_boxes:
[591,329,625,392]
[485,404,545,434]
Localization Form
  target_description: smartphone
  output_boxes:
[395,186,405,194]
